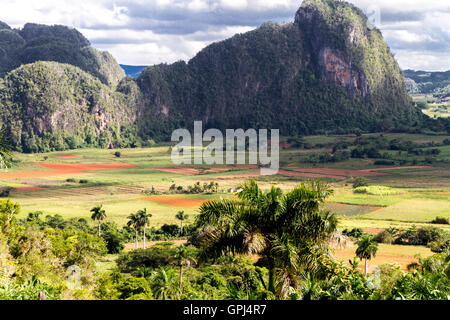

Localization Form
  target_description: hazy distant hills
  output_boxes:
[404,70,450,96]
[120,65,148,78]
[0,0,448,153]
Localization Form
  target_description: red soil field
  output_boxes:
[0,163,139,180]
[55,155,81,159]
[139,195,215,208]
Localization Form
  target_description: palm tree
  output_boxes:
[171,245,196,291]
[90,205,106,236]
[137,208,152,249]
[127,213,141,249]
[196,180,338,298]
[175,211,189,236]
[356,235,378,275]
[151,268,178,300]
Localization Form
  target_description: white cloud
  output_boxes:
[0,0,449,70]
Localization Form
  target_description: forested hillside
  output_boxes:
[0,62,137,153]
[134,0,424,140]
[1,0,449,153]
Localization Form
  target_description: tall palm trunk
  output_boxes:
[98,221,101,237]
[135,229,138,249]
[268,257,275,294]
[268,267,275,294]
[143,227,146,249]
[365,259,368,275]
[180,221,183,236]
[179,265,183,291]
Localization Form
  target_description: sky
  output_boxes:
[0,0,449,71]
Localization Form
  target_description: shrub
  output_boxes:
[79,179,89,184]
[431,217,449,225]
[114,151,121,158]
[160,224,180,237]
[0,187,12,197]
[116,277,153,300]
[373,230,395,244]
[66,178,77,183]
[374,160,396,166]
[428,239,450,253]
[117,245,175,272]
[342,228,364,239]
[101,223,126,254]
[352,177,368,189]
[198,271,227,289]
[396,226,449,246]
[0,276,62,300]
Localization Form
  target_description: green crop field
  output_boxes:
[2,135,449,229]
[1,133,449,283]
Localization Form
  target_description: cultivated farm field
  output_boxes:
[1,133,449,272]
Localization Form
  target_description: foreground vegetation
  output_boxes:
[0,179,449,300]
[0,131,449,300]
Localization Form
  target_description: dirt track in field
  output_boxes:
[0,163,139,180]
[363,166,429,172]
[154,165,256,175]
[362,228,384,235]
[55,155,82,159]
[290,168,385,177]
[125,240,188,250]
[139,195,215,208]
[11,186,46,193]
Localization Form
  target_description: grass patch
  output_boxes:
[363,199,450,222]
[354,186,405,196]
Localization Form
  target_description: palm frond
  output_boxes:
[197,199,243,226]
[237,179,263,205]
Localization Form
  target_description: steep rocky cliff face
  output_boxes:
[135,0,422,139]
[0,62,135,152]
[0,22,125,87]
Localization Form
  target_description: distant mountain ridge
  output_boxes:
[0,21,125,87]
[0,0,448,154]
[0,21,133,152]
